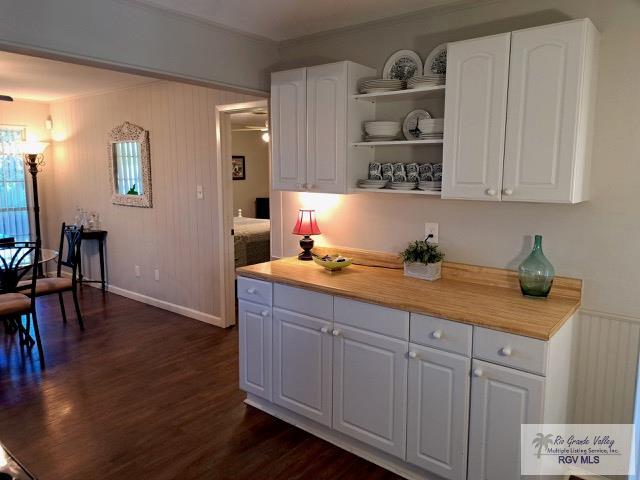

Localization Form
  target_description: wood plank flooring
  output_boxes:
[0,288,400,479]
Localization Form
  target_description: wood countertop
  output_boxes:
[236,257,581,341]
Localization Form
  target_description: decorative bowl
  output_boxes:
[312,254,353,271]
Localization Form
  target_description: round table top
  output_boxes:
[0,248,58,270]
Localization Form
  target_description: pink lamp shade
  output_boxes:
[292,209,321,236]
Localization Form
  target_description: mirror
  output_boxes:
[107,121,152,207]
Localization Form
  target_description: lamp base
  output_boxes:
[298,235,314,261]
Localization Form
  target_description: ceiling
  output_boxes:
[0,51,153,102]
[231,109,269,131]
[133,0,461,41]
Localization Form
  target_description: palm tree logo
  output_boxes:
[532,433,554,458]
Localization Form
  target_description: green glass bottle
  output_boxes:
[519,235,555,298]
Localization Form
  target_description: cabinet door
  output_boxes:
[406,344,470,480]
[238,300,272,400]
[332,323,408,459]
[271,68,307,191]
[467,359,545,480]
[273,308,333,426]
[306,62,347,194]
[502,20,589,202]
[442,33,511,201]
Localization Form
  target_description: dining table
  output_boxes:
[0,247,58,344]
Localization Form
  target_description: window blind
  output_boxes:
[0,126,30,241]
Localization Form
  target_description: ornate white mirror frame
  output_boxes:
[107,121,152,208]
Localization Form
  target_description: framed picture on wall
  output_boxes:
[232,155,246,180]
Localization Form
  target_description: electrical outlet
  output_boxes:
[425,223,439,244]
[196,185,204,200]
[135,265,141,278]
[154,269,160,281]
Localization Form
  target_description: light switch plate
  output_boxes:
[196,185,204,200]
[425,223,438,244]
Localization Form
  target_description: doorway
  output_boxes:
[215,100,270,328]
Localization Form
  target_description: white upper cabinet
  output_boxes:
[271,68,307,191]
[306,63,348,193]
[442,33,511,201]
[271,61,376,194]
[443,19,599,203]
[503,19,599,203]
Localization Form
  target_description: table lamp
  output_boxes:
[292,209,321,261]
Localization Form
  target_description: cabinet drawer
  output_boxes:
[410,313,472,356]
[237,277,272,306]
[473,327,548,376]
[274,283,333,320]
[334,297,408,340]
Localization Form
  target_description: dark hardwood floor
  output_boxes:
[0,287,401,479]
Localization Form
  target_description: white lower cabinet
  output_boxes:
[272,307,333,426]
[467,359,545,480]
[238,299,272,401]
[406,343,470,480]
[332,323,408,459]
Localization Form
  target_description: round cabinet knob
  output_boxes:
[332,329,341,337]
[260,310,269,317]
[247,287,256,294]
[473,368,483,377]
[320,327,329,334]
[502,188,514,196]
[408,351,418,359]
[486,188,497,196]
[499,346,513,357]
[431,329,443,339]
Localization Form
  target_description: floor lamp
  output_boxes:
[21,141,49,276]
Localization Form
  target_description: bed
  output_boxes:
[234,217,271,268]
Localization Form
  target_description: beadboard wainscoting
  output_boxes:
[573,310,640,424]
[45,81,261,320]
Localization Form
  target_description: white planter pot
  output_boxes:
[403,261,442,281]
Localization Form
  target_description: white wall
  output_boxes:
[232,130,269,218]
[274,0,640,422]
[0,0,278,93]
[46,81,259,322]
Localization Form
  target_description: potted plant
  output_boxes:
[400,240,444,281]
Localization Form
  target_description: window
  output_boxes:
[0,126,30,240]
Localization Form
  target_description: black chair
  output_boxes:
[0,236,15,245]
[0,241,44,368]
[20,224,84,330]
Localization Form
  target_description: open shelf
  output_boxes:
[352,139,443,147]
[349,188,441,197]
[352,85,446,103]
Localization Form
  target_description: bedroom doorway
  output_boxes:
[215,99,270,328]
[230,107,271,268]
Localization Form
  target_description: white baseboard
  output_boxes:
[104,284,224,327]
[59,270,224,327]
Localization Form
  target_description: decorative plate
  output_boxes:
[383,50,423,82]
[424,43,448,76]
[402,109,432,140]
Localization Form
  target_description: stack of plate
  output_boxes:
[364,121,401,142]
[417,117,444,140]
[357,179,388,189]
[407,74,445,89]
[360,79,403,94]
[389,181,418,191]
[419,180,442,191]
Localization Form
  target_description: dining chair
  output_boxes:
[20,223,85,330]
[0,241,44,368]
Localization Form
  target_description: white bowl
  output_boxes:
[365,122,401,136]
